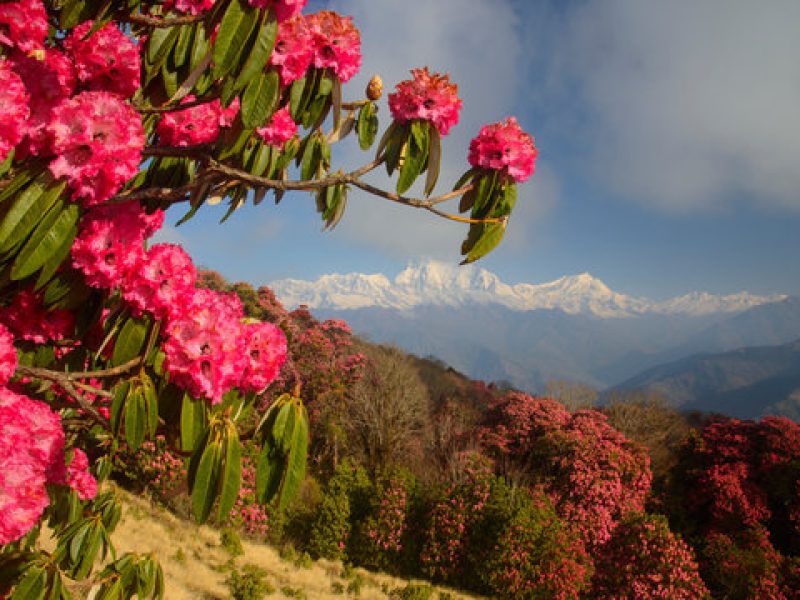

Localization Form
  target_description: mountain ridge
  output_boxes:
[271,260,785,318]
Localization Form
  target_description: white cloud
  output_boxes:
[323,0,543,259]
[549,0,800,212]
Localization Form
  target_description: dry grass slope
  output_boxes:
[104,487,480,600]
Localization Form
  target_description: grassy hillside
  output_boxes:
[88,487,478,600]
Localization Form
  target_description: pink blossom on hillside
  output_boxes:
[0,324,16,385]
[388,67,462,135]
[0,289,74,344]
[0,59,29,163]
[163,289,247,404]
[240,321,287,393]
[306,11,361,82]
[122,243,196,322]
[269,16,313,86]
[72,203,162,289]
[256,107,297,146]
[10,49,77,158]
[48,91,145,206]
[65,22,141,99]
[0,0,47,53]
[468,117,538,183]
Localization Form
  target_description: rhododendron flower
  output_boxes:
[0,289,74,344]
[269,16,313,86]
[165,0,215,14]
[0,0,48,53]
[256,107,297,146]
[65,22,141,99]
[10,49,77,158]
[248,0,307,21]
[468,117,537,183]
[305,11,361,82]
[157,97,237,146]
[48,91,145,206]
[163,289,247,404]
[240,322,287,392]
[0,59,28,163]
[122,243,196,322]
[0,388,64,545]
[388,67,462,135]
[0,324,16,385]
[51,449,97,501]
[72,203,163,289]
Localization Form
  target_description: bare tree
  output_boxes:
[544,379,599,411]
[345,345,429,475]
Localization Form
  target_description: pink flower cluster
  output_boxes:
[388,67,463,136]
[228,457,270,539]
[269,11,361,85]
[0,387,96,545]
[0,324,17,385]
[592,513,709,599]
[0,289,74,344]
[481,393,652,549]
[157,97,240,147]
[468,117,538,183]
[248,0,307,21]
[256,107,297,147]
[0,8,145,205]
[366,477,409,557]
[165,0,216,15]
[0,0,47,53]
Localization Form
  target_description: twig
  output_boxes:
[17,365,110,428]
[123,12,205,27]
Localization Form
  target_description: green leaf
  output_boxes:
[241,70,279,129]
[217,424,242,521]
[33,221,78,290]
[300,134,320,181]
[212,0,258,79]
[12,202,79,281]
[0,148,13,178]
[0,178,64,256]
[288,75,308,122]
[173,24,195,70]
[111,317,149,367]
[357,102,378,150]
[10,566,47,600]
[255,440,281,504]
[142,376,159,439]
[110,382,130,436]
[424,126,441,197]
[461,222,507,264]
[270,399,293,445]
[279,403,308,509]
[191,441,222,523]
[190,22,213,73]
[453,168,478,193]
[233,10,278,92]
[146,26,180,68]
[397,125,429,194]
[125,386,146,451]
[181,394,207,453]
[0,167,41,205]
[75,524,101,579]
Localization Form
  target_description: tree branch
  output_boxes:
[122,12,206,28]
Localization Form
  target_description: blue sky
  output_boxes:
[155,0,800,300]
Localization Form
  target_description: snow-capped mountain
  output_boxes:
[270,260,785,318]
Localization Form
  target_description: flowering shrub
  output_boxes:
[468,117,538,183]
[591,513,709,599]
[482,393,652,548]
[0,1,537,596]
[388,67,462,136]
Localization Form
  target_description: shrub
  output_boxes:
[226,564,274,600]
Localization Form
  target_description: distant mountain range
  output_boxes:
[271,261,784,318]
[270,261,800,418]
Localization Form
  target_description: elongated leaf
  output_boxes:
[300,135,320,181]
[217,425,242,521]
[357,103,378,150]
[271,400,293,447]
[34,221,78,290]
[146,26,180,68]
[212,0,257,79]
[173,24,194,70]
[10,566,47,600]
[397,127,428,194]
[241,70,279,129]
[110,381,130,436]
[75,525,101,579]
[288,75,308,122]
[461,222,506,264]
[111,317,148,367]
[233,10,277,92]
[124,387,146,451]
[181,394,207,453]
[12,202,79,281]
[0,148,13,178]
[0,167,39,204]
[424,127,441,197]
[0,178,63,255]
[279,404,308,509]
[142,376,159,439]
[191,441,221,523]
[255,441,282,504]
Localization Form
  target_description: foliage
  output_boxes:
[226,563,275,600]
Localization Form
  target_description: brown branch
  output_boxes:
[135,98,210,114]
[17,365,110,428]
[122,12,206,27]
[142,146,212,161]
[59,357,145,380]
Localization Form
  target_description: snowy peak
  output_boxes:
[269,260,786,318]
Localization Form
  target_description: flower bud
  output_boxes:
[366,74,383,101]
